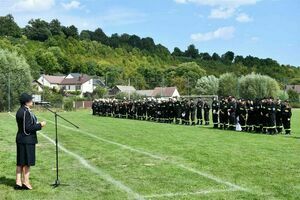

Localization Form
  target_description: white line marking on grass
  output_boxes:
[44,117,249,192]
[40,133,145,200]
[143,188,239,199]
[9,114,144,200]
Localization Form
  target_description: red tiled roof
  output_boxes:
[43,75,65,84]
[152,87,177,97]
[60,74,91,85]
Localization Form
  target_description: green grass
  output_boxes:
[0,109,299,200]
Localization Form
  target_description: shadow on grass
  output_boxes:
[284,136,300,139]
[0,176,15,187]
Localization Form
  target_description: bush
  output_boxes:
[218,73,238,97]
[277,90,289,101]
[195,75,219,95]
[287,89,299,102]
[63,99,74,111]
[238,73,280,99]
[42,87,63,107]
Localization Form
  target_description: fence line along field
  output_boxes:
[0,109,299,200]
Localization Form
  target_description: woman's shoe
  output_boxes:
[14,184,23,190]
[22,184,32,190]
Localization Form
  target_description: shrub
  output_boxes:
[64,99,74,111]
[195,75,219,95]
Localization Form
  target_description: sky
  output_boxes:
[0,0,299,66]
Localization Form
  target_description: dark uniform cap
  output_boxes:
[20,93,33,105]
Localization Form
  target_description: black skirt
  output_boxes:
[16,144,36,166]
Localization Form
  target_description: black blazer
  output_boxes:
[16,106,42,144]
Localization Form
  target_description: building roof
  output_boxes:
[60,74,91,85]
[43,75,65,84]
[93,79,106,87]
[136,90,154,97]
[152,87,178,97]
[286,85,300,93]
[115,85,136,92]
[69,73,81,78]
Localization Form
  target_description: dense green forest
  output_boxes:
[1,14,299,95]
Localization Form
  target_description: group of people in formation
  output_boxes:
[92,96,292,135]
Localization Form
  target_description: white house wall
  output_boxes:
[81,79,93,93]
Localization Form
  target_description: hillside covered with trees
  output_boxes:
[1,14,300,97]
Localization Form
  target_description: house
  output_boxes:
[135,87,180,98]
[37,75,65,90]
[286,85,300,94]
[109,85,136,96]
[151,87,180,98]
[37,73,97,96]
[136,90,154,97]
[60,74,93,94]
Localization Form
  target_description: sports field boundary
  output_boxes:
[42,116,249,192]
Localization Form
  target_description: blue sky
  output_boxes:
[0,0,299,66]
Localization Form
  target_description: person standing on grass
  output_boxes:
[15,93,46,190]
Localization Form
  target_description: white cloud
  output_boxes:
[191,26,235,42]
[61,0,81,10]
[175,0,259,21]
[12,0,55,12]
[209,7,235,19]
[236,13,253,22]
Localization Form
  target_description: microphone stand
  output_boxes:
[43,105,79,188]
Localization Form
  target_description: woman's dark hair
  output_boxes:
[19,93,33,106]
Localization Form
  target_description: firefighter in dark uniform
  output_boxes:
[203,101,210,125]
[228,97,236,130]
[246,100,255,132]
[174,99,182,124]
[189,99,196,125]
[15,93,46,190]
[267,98,276,134]
[219,98,228,129]
[261,99,268,133]
[237,99,247,131]
[282,101,292,134]
[211,97,219,128]
[182,100,190,125]
[92,100,96,115]
[254,99,262,133]
[196,98,203,125]
[275,99,283,133]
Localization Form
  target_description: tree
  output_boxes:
[222,51,235,63]
[172,47,183,57]
[238,73,280,99]
[200,52,211,60]
[49,19,63,36]
[0,14,21,37]
[218,73,238,97]
[92,86,107,98]
[35,50,60,74]
[91,28,108,44]
[185,44,199,58]
[212,53,220,61]
[24,19,51,41]
[0,49,33,111]
[195,75,219,95]
[169,62,206,94]
[62,25,78,38]
[287,89,299,102]
[80,30,92,40]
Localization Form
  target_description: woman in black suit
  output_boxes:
[15,93,46,190]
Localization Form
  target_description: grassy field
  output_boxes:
[0,109,299,200]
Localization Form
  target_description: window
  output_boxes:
[76,85,81,91]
